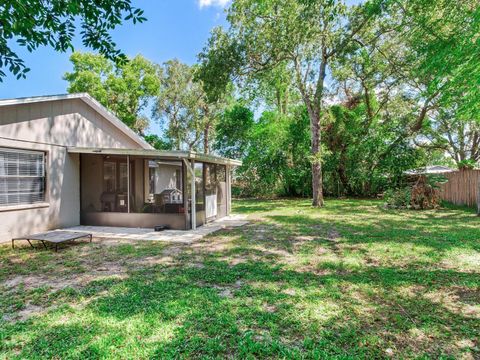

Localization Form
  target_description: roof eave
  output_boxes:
[67,147,242,167]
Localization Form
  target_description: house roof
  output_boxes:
[159,188,182,194]
[404,165,454,175]
[67,147,243,167]
[0,93,152,149]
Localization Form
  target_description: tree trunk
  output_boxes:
[310,57,327,207]
[204,125,210,154]
[338,161,350,195]
[311,112,324,207]
[293,56,326,207]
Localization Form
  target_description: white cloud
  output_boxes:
[198,0,230,8]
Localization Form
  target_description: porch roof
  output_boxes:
[67,147,242,166]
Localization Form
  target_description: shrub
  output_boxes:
[409,175,441,209]
[457,159,476,170]
[384,174,447,210]
[384,187,412,208]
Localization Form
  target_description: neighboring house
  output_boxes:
[404,165,454,175]
[0,93,240,243]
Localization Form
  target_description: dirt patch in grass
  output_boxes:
[10,304,45,322]
[3,275,80,292]
[3,261,128,292]
[453,287,480,305]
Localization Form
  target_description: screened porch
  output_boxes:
[73,148,237,231]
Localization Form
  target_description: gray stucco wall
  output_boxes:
[0,98,145,243]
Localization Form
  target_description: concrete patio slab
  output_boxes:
[62,214,248,244]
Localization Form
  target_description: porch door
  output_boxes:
[205,190,217,219]
[204,163,217,222]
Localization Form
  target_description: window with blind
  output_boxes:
[0,148,46,206]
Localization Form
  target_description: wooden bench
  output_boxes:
[12,231,93,252]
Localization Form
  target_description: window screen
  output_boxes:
[103,161,117,192]
[0,148,46,206]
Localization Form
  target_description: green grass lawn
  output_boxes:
[0,199,479,359]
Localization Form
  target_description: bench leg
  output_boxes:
[40,240,48,250]
[12,239,14,249]
[89,234,93,243]
[55,244,58,252]
[26,239,35,249]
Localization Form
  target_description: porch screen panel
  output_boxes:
[216,164,227,217]
[205,163,217,219]
[195,162,204,212]
[145,160,184,214]
[0,148,45,206]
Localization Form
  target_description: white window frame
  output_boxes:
[0,147,47,209]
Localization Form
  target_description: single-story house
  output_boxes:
[404,165,454,175]
[0,93,241,243]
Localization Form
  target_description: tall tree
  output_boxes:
[64,52,161,134]
[154,59,225,153]
[153,59,204,151]
[0,0,145,80]
[198,0,382,206]
[213,103,254,159]
[418,109,480,169]
[386,0,480,120]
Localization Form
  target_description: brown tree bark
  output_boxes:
[204,125,210,154]
[310,57,327,207]
[294,55,326,207]
[311,111,324,207]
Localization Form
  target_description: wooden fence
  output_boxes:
[439,169,480,208]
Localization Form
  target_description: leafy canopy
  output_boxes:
[64,52,161,134]
[0,0,146,80]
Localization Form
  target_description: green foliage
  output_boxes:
[153,59,201,150]
[421,106,480,167]
[199,0,479,203]
[143,134,172,150]
[220,106,312,198]
[225,97,426,198]
[322,98,428,196]
[153,59,226,152]
[425,174,448,188]
[235,111,290,197]
[282,107,312,197]
[51,0,480,202]
[384,187,412,209]
[385,174,447,210]
[199,0,384,205]
[386,0,480,119]
[64,52,161,134]
[196,27,244,103]
[213,104,254,159]
[0,0,145,80]
[458,159,476,170]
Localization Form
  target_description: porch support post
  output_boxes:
[127,155,130,213]
[226,165,231,216]
[183,159,196,230]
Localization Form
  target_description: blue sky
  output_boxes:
[0,0,360,135]
[0,0,229,100]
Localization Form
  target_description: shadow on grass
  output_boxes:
[5,257,478,358]
[233,198,312,214]
[1,199,479,358]
[266,211,480,254]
